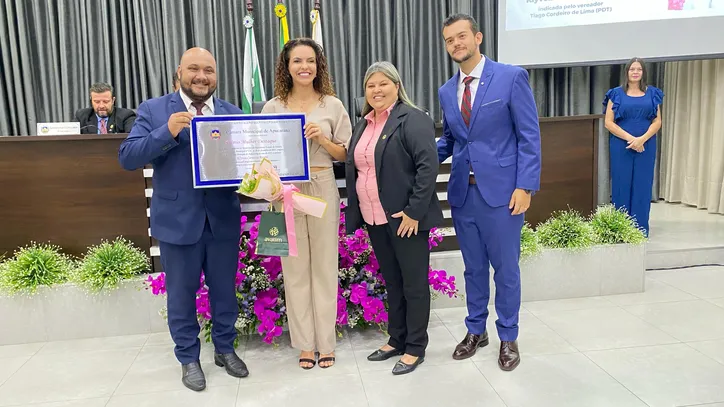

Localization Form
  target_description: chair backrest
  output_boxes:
[354,96,366,118]
[252,101,266,114]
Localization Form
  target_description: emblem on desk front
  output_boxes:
[40,126,49,134]
[210,128,221,139]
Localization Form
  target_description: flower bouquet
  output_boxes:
[236,158,326,257]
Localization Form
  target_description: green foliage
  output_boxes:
[520,222,542,258]
[0,242,74,295]
[590,204,646,245]
[535,209,595,250]
[72,237,150,292]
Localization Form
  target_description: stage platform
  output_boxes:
[646,201,724,270]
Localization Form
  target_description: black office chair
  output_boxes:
[252,101,266,114]
[354,96,366,118]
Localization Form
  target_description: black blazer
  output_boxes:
[74,107,136,134]
[345,101,443,235]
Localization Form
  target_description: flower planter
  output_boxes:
[0,278,168,346]
[430,243,645,307]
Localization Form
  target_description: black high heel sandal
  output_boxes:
[299,354,316,370]
[299,358,316,370]
[318,353,335,369]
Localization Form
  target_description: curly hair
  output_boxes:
[273,38,336,104]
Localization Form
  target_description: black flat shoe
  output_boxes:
[367,348,404,362]
[392,356,424,375]
[181,361,206,391]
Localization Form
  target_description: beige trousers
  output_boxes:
[280,168,340,354]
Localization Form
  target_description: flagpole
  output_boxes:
[275,0,290,49]
[311,0,323,49]
[242,0,266,113]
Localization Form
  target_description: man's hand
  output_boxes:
[167,112,195,138]
[391,211,419,238]
[509,189,531,215]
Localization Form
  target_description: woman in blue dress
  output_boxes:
[603,57,664,236]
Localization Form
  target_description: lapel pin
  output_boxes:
[382,134,387,140]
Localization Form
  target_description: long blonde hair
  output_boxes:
[361,61,419,117]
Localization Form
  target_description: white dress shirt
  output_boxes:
[179,90,215,116]
[457,56,485,110]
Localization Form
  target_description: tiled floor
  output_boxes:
[1,266,724,407]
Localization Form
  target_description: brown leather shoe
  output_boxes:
[498,341,520,371]
[452,331,489,360]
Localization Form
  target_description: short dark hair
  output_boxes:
[172,71,179,85]
[443,13,480,34]
[89,82,113,96]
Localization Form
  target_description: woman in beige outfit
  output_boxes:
[261,38,352,369]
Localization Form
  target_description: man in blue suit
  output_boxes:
[438,14,541,371]
[119,47,248,391]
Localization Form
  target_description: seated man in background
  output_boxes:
[74,82,136,134]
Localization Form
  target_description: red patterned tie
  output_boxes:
[461,76,474,126]
[99,118,107,134]
[191,102,204,116]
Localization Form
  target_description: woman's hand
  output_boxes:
[304,123,324,144]
[392,211,419,238]
[627,137,645,153]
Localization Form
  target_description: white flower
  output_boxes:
[235,316,251,330]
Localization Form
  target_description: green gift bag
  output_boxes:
[255,205,289,257]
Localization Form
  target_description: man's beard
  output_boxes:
[181,82,216,103]
[452,48,475,64]
[95,108,112,118]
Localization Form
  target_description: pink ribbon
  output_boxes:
[281,184,300,257]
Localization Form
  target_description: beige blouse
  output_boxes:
[261,95,353,167]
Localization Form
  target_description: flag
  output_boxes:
[275,2,290,50]
[310,9,323,49]
[242,14,266,114]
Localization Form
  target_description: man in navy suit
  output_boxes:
[119,47,248,391]
[437,14,541,371]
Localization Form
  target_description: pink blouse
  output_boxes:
[353,104,395,225]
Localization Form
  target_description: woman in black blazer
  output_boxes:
[345,61,443,375]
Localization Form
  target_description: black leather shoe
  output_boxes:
[453,331,489,360]
[392,356,424,375]
[214,352,249,378]
[367,347,404,362]
[181,361,206,392]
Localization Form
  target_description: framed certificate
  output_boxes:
[190,113,309,188]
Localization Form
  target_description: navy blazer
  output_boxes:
[437,57,542,209]
[345,101,443,235]
[118,92,242,245]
